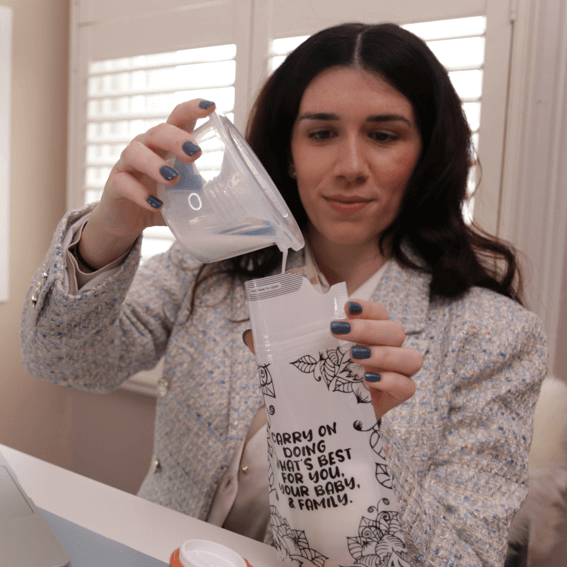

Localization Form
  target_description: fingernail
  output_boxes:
[147,195,163,209]
[351,346,371,359]
[199,100,214,109]
[365,372,381,382]
[160,165,179,181]
[331,321,351,334]
[183,141,201,156]
[242,329,251,345]
[348,301,363,315]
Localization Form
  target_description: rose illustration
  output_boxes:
[347,500,410,567]
[291,347,370,403]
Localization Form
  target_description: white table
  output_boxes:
[1,444,282,566]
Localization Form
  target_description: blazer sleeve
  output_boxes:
[20,206,200,392]
[380,292,548,566]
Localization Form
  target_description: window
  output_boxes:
[403,17,487,222]
[84,44,237,260]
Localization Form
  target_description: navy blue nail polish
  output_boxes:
[160,165,179,181]
[365,372,382,382]
[331,321,351,334]
[147,195,163,209]
[182,141,201,156]
[199,100,214,109]
[348,301,363,315]
[351,346,371,359]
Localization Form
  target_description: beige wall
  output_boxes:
[0,0,155,495]
[0,0,72,467]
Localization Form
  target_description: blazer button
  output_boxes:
[157,378,169,398]
[31,271,49,307]
[151,455,161,473]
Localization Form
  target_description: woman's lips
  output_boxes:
[324,197,372,214]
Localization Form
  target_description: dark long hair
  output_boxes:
[190,22,523,313]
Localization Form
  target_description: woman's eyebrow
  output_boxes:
[367,114,412,125]
[298,112,340,121]
[297,112,412,125]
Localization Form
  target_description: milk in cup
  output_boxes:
[157,112,304,264]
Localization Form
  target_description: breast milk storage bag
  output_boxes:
[245,272,410,567]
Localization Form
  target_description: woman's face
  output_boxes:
[290,66,422,252]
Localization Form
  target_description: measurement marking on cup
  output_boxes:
[188,192,202,211]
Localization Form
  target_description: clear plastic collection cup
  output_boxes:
[157,111,304,264]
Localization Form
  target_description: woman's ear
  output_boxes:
[288,163,297,179]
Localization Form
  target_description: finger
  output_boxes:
[365,371,416,405]
[345,299,389,320]
[114,99,215,184]
[117,141,182,187]
[136,122,203,163]
[166,99,216,132]
[330,318,406,347]
[108,170,168,214]
[351,345,423,377]
[242,329,256,355]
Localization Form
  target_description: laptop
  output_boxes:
[0,448,69,566]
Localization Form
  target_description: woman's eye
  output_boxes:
[309,129,335,141]
[370,131,398,143]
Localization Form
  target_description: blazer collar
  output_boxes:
[370,259,431,335]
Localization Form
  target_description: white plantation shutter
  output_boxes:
[68,0,254,265]
[404,17,486,222]
[269,35,310,73]
[403,15,508,228]
[84,45,237,259]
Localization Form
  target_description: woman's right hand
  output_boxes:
[78,99,216,269]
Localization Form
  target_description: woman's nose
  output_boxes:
[333,136,370,183]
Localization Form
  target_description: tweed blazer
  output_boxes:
[21,207,548,566]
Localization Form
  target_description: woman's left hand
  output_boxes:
[242,298,422,422]
[331,299,423,421]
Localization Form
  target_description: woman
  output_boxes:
[21,23,546,565]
